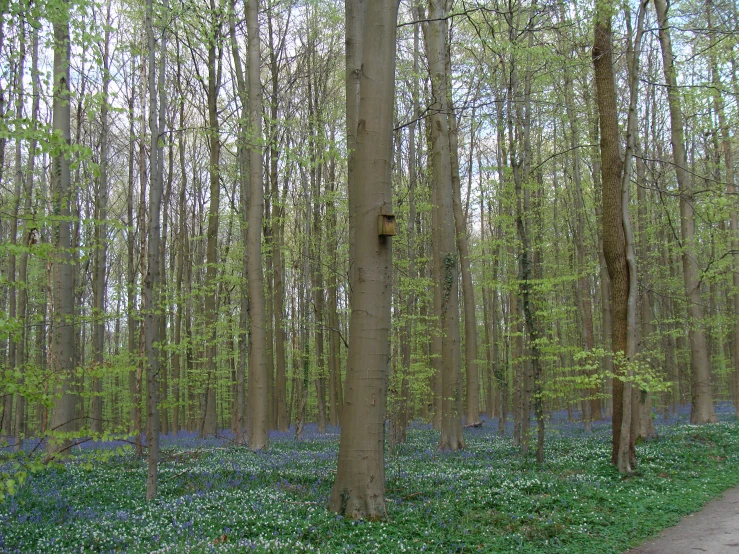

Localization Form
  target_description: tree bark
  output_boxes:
[91,4,111,435]
[328,0,398,520]
[246,0,269,451]
[47,1,77,459]
[593,0,634,472]
[143,0,167,499]
[200,0,222,438]
[653,0,716,424]
[422,0,464,452]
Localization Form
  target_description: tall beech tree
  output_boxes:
[653,0,717,425]
[422,0,464,452]
[246,0,269,451]
[47,0,76,460]
[328,0,399,520]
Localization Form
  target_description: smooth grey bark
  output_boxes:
[328,0,398,520]
[653,0,716,424]
[422,0,464,452]
[246,0,268,451]
[48,1,76,459]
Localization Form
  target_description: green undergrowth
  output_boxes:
[2,419,739,552]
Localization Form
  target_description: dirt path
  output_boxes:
[626,486,739,553]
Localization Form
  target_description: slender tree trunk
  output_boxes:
[246,0,269,450]
[326,139,342,428]
[5,17,25,442]
[143,0,167,499]
[15,22,39,449]
[126,56,140,443]
[48,2,76,459]
[561,27,597,425]
[201,2,222,437]
[447,78,479,427]
[653,0,716,424]
[705,0,739,418]
[91,6,111,435]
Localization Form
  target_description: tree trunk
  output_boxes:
[14,22,40,449]
[328,0,398,520]
[265,6,289,432]
[422,0,464,452]
[48,3,77,459]
[5,18,26,442]
[91,6,111,436]
[201,1,222,438]
[447,83,479,428]
[593,0,634,472]
[246,0,269,451]
[143,0,167,499]
[653,0,716,424]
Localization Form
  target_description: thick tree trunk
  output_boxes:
[328,0,398,519]
[422,0,464,452]
[653,0,716,424]
[593,0,634,472]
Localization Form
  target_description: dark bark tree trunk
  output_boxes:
[593,0,637,472]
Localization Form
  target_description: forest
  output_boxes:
[2,0,739,551]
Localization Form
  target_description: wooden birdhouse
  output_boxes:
[378,213,396,237]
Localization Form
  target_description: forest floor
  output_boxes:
[2,404,739,553]
[626,483,739,554]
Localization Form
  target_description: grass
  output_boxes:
[2,403,739,552]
